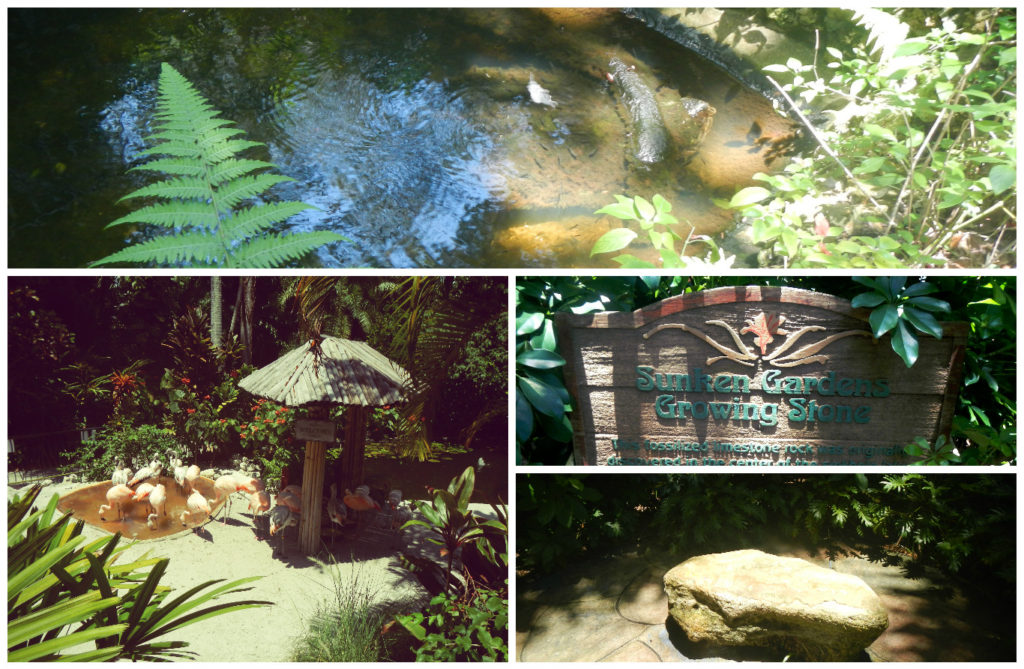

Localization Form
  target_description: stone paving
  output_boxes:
[517,549,1014,662]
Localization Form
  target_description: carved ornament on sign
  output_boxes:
[644,311,872,368]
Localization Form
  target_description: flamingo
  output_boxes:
[247,490,271,516]
[343,485,381,512]
[326,484,347,527]
[213,474,245,523]
[233,473,265,494]
[133,482,156,515]
[147,513,161,530]
[184,464,201,495]
[277,485,302,514]
[149,483,167,517]
[180,490,212,527]
[99,484,134,521]
[127,462,155,488]
[111,461,129,486]
[268,504,298,555]
[172,459,187,491]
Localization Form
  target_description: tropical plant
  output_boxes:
[8,486,272,661]
[395,466,508,662]
[92,62,346,268]
[850,276,951,367]
[591,194,735,269]
[66,424,181,483]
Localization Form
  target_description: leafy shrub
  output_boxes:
[395,466,508,661]
[92,62,346,268]
[850,276,951,367]
[8,485,271,661]
[66,423,182,482]
[717,8,1015,268]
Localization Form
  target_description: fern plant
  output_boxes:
[92,62,346,268]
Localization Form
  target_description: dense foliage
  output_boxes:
[516,276,1015,465]
[518,473,1016,602]
[8,276,506,475]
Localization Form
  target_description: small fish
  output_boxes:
[527,74,557,108]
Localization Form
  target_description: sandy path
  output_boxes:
[11,477,488,662]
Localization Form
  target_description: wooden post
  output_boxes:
[298,406,328,555]
[340,405,367,494]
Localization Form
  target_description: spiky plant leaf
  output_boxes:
[93,62,345,268]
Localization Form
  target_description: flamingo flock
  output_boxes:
[97,457,413,557]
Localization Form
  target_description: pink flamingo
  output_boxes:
[133,482,156,515]
[247,490,271,516]
[277,485,302,514]
[127,462,155,488]
[213,475,245,523]
[172,459,187,491]
[343,485,381,512]
[184,464,201,495]
[326,484,347,527]
[234,473,265,494]
[180,490,211,527]
[149,483,167,517]
[99,484,134,521]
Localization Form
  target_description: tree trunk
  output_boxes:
[241,278,254,364]
[210,276,223,349]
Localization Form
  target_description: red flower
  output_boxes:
[181,377,191,384]
[408,416,417,422]
[230,370,239,378]
[277,418,286,425]
[263,418,271,424]
[240,433,248,439]
[187,408,196,414]
[203,395,211,400]
[220,419,226,424]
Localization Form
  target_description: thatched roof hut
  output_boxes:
[239,336,410,554]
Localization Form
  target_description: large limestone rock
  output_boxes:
[664,549,888,661]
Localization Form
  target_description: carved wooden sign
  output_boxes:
[554,286,967,466]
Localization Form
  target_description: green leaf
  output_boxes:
[515,390,534,442]
[989,164,1015,195]
[851,291,886,308]
[517,375,565,418]
[516,349,566,369]
[590,228,638,256]
[902,306,944,339]
[728,186,771,208]
[893,40,929,56]
[890,319,919,367]
[634,196,656,221]
[869,304,899,337]
[594,198,639,220]
[515,311,544,336]
[652,193,672,214]
[905,296,951,313]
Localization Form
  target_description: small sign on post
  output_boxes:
[294,419,336,443]
[554,286,968,466]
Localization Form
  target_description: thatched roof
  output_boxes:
[238,336,410,407]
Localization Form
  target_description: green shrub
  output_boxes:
[65,424,182,482]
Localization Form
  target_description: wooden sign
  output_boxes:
[294,418,336,443]
[554,286,967,466]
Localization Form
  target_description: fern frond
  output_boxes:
[98,62,347,268]
[216,174,294,209]
[229,232,348,268]
[118,176,212,203]
[107,201,219,229]
[129,157,207,177]
[91,231,226,267]
[208,159,278,184]
[220,202,317,239]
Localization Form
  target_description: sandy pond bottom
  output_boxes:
[19,476,501,662]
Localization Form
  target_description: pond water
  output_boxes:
[9,8,792,268]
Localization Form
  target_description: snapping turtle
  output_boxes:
[660,95,716,163]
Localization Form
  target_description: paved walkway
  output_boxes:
[517,549,1013,662]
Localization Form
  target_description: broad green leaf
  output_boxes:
[590,228,637,256]
[890,319,919,367]
[851,291,886,308]
[902,306,944,339]
[729,186,771,208]
[906,296,951,313]
[869,304,899,337]
[516,348,566,369]
[515,311,544,336]
[652,193,672,214]
[593,200,638,220]
[515,390,533,442]
[517,375,564,418]
[634,196,656,221]
[989,164,1015,195]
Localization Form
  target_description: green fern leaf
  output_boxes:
[91,231,226,267]
[94,62,346,268]
[107,201,219,229]
[229,232,351,268]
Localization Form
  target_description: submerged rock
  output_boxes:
[664,549,888,661]
[660,95,716,163]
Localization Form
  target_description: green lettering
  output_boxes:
[636,366,655,391]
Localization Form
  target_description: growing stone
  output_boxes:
[663,549,888,661]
